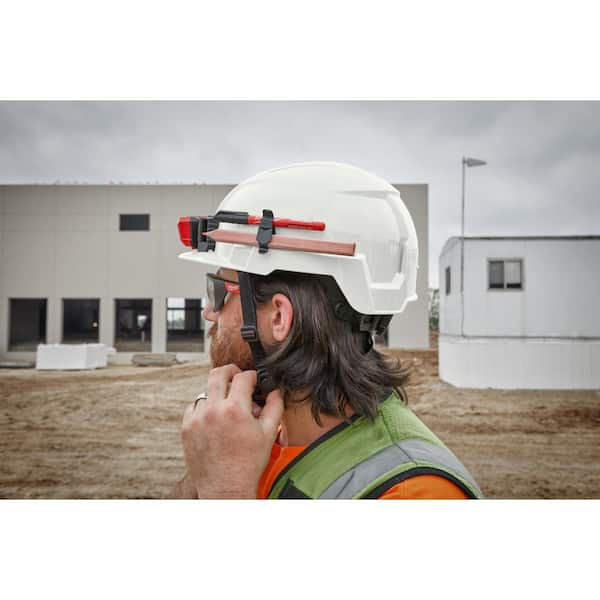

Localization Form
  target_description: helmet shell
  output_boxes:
[179,162,418,315]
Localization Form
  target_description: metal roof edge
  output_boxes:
[439,236,461,257]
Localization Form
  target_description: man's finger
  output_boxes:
[227,370,258,410]
[207,364,242,403]
[183,401,196,424]
[259,389,285,438]
[182,401,201,440]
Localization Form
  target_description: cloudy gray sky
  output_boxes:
[1,101,599,287]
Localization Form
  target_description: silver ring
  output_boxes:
[194,392,208,409]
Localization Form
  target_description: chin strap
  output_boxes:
[237,272,276,406]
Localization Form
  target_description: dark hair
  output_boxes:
[253,270,410,425]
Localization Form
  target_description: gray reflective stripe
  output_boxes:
[319,438,483,499]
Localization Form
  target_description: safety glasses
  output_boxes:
[206,273,240,311]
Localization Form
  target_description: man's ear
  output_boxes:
[270,293,294,342]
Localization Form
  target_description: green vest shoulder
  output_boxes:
[267,389,484,499]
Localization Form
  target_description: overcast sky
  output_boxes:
[1,101,599,287]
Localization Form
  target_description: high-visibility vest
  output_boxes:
[267,389,484,499]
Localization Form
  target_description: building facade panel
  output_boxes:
[56,185,109,216]
[387,184,429,349]
[2,185,58,215]
[4,213,58,232]
[107,230,161,297]
[56,215,108,231]
[2,230,57,294]
[55,231,109,296]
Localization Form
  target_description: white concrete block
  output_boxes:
[35,343,109,370]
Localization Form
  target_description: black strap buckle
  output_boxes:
[256,366,274,392]
[240,325,258,342]
[256,209,275,254]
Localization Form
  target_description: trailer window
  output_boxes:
[505,260,522,289]
[488,259,523,290]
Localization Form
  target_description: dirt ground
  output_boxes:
[1,338,599,499]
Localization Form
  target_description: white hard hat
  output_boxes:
[179,161,418,316]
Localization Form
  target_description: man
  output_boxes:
[171,162,483,499]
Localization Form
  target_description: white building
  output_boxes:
[0,183,429,362]
[439,236,600,389]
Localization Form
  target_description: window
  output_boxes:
[488,259,523,290]
[62,299,100,343]
[119,214,150,231]
[489,261,504,288]
[166,298,204,352]
[9,298,47,351]
[445,266,451,295]
[115,299,152,351]
[505,260,522,289]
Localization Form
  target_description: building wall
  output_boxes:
[0,183,429,359]
[439,237,462,336]
[440,238,600,338]
[440,337,600,389]
[388,184,429,349]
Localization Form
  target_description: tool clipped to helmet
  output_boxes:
[177,209,360,257]
[178,210,327,251]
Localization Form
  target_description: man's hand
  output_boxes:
[181,365,284,499]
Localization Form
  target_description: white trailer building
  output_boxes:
[439,236,600,389]
[0,183,429,363]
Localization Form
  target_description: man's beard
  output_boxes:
[209,323,255,370]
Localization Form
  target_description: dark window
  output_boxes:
[115,299,152,351]
[445,266,451,295]
[9,298,47,351]
[62,299,100,343]
[488,259,523,290]
[166,298,204,352]
[488,261,504,289]
[119,214,150,231]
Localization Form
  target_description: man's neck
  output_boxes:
[279,397,353,447]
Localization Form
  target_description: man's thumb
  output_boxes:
[259,388,284,437]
